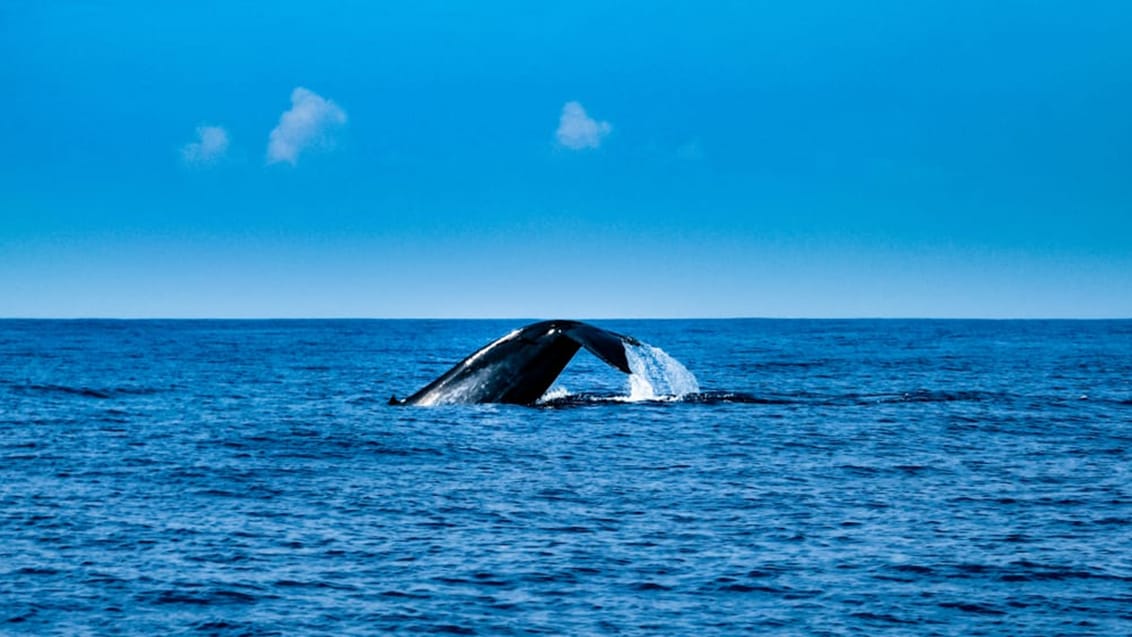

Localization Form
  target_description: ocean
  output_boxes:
[2,319,1130,635]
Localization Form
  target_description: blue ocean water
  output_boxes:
[2,319,1131,635]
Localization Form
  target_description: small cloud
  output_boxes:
[555,101,611,150]
[266,87,347,166]
[181,125,229,165]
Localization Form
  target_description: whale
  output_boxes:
[390,320,640,406]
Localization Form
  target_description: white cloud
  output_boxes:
[266,87,347,166]
[555,101,611,150]
[181,125,229,165]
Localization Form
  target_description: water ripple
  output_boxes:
[1,319,1130,634]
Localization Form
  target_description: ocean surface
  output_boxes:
[2,319,1131,635]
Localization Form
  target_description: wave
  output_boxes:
[846,389,1000,404]
[535,387,1112,408]
[8,383,165,399]
[537,391,781,407]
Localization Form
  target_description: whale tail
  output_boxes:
[561,322,637,374]
[396,320,646,406]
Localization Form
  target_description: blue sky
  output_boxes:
[2,1,1130,317]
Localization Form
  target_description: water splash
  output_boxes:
[625,343,699,401]
[537,386,570,404]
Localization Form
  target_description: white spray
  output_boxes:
[624,342,699,401]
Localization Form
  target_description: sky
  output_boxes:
[1,1,1130,318]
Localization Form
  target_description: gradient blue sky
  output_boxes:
[2,1,1130,317]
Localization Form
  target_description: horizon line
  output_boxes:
[1,316,1129,321]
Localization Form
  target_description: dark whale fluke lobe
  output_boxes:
[393,320,640,406]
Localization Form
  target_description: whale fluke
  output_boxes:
[393,320,640,406]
